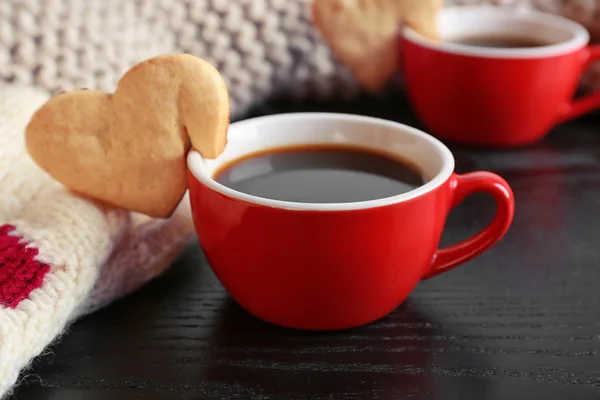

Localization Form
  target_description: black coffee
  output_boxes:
[213,145,427,203]
[449,34,551,48]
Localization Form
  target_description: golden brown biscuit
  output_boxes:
[312,0,441,92]
[25,53,230,218]
[398,0,442,41]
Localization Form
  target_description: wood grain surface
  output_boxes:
[11,94,600,400]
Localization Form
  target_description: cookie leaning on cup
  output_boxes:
[25,53,230,218]
[312,0,442,91]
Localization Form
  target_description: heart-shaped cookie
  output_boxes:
[25,54,230,218]
[397,0,442,41]
[312,0,441,91]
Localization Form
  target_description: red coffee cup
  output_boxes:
[401,6,600,147]
[187,113,515,330]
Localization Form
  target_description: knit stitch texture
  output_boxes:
[0,224,50,309]
[0,85,195,399]
[1,0,600,118]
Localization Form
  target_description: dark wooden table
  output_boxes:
[11,94,600,400]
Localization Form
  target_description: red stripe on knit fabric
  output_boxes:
[0,224,51,308]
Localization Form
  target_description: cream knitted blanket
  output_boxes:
[1,0,600,118]
[0,86,195,398]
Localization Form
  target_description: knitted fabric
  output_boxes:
[1,0,600,119]
[0,86,195,399]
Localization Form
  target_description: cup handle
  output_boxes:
[422,172,515,280]
[557,44,600,123]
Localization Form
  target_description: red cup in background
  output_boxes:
[401,6,600,148]
[187,113,515,331]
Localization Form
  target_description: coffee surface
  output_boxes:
[448,34,551,48]
[214,145,426,203]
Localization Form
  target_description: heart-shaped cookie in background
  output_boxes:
[312,0,442,92]
[397,0,442,41]
[25,53,230,218]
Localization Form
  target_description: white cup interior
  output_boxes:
[187,113,454,211]
[403,5,589,58]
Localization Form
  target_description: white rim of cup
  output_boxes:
[402,5,589,59]
[187,113,455,211]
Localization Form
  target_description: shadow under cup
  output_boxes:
[186,113,514,330]
[401,6,598,147]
